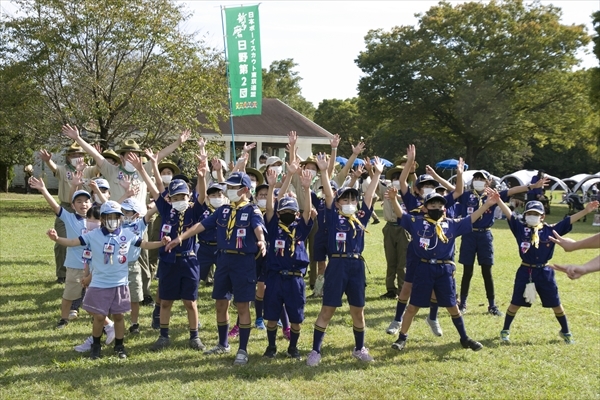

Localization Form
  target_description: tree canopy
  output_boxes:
[262,59,316,119]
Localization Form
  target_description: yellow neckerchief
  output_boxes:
[424,215,448,243]
[278,221,296,256]
[177,210,185,236]
[226,200,250,240]
[472,189,484,208]
[339,210,367,238]
[530,222,544,248]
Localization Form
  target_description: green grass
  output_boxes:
[1,193,599,399]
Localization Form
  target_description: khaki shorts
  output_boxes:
[63,267,85,301]
[128,261,144,303]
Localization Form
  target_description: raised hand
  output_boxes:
[196,154,208,178]
[126,152,143,170]
[197,137,206,150]
[352,164,364,179]
[484,188,500,205]
[585,200,599,213]
[316,153,329,171]
[179,129,191,144]
[456,157,465,174]
[288,131,297,147]
[119,174,132,190]
[89,179,99,193]
[75,157,87,172]
[93,143,102,154]
[145,148,158,164]
[425,165,435,176]
[39,149,52,162]
[242,142,256,153]
[71,170,84,187]
[330,133,340,149]
[300,169,312,189]
[29,176,46,190]
[234,152,248,170]
[287,159,299,176]
[385,187,398,200]
[266,168,278,186]
[371,156,384,175]
[406,144,416,162]
[211,157,221,172]
[61,124,80,140]
[352,142,366,155]
[532,176,550,189]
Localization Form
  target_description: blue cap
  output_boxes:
[224,172,252,189]
[423,192,447,206]
[319,180,339,191]
[278,196,299,212]
[473,170,490,180]
[72,189,91,203]
[94,178,110,190]
[525,201,545,214]
[120,198,144,216]
[416,174,438,188]
[100,200,123,215]
[168,179,190,197]
[207,182,226,195]
[336,186,359,200]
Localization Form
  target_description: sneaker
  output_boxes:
[488,306,504,317]
[277,320,283,327]
[386,320,401,335]
[287,346,301,360]
[129,324,140,335]
[68,310,78,321]
[140,295,154,307]
[56,277,65,284]
[150,336,171,351]
[104,324,115,345]
[90,343,101,360]
[313,275,325,297]
[352,347,374,362]
[114,344,127,359]
[255,317,266,330]
[391,337,407,351]
[426,317,443,337]
[500,330,510,343]
[189,337,206,351]
[372,218,381,225]
[379,291,397,299]
[204,344,231,355]
[74,336,93,353]
[56,318,68,329]
[282,327,291,341]
[458,303,467,315]
[228,325,240,339]
[306,350,321,366]
[460,337,483,351]
[263,345,277,358]
[233,349,249,366]
[559,330,574,344]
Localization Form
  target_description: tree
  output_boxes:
[355,0,594,172]
[262,59,316,119]
[313,98,364,155]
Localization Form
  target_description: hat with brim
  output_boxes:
[102,149,121,164]
[168,179,190,197]
[416,174,438,188]
[278,196,299,212]
[245,167,264,185]
[336,187,359,200]
[207,182,226,195]
[473,171,490,180]
[224,172,252,189]
[158,159,181,175]
[100,200,123,215]
[300,156,318,168]
[172,174,190,183]
[266,156,283,167]
[94,178,110,190]
[385,165,405,180]
[318,180,339,191]
[117,139,143,155]
[424,192,447,206]
[66,143,84,155]
[72,189,91,203]
[524,201,545,214]
[121,198,145,216]
[394,155,419,170]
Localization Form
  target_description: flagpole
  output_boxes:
[220,5,237,162]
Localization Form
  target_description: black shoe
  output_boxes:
[56,318,69,329]
[140,295,154,306]
[391,337,406,351]
[460,337,483,352]
[114,344,127,359]
[380,291,397,299]
[263,345,277,358]
[56,277,65,284]
[287,346,301,360]
[372,219,381,225]
[129,324,140,334]
[90,343,102,360]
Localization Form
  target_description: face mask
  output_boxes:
[279,213,296,225]
[256,199,267,209]
[123,161,136,173]
[473,181,486,192]
[227,189,241,203]
[251,181,257,190]
[422,187,434,196]
[272,166,283,176]
[209,197,224,208]
[525,215,541,226]
[172,200,188,213]
[94,194,102,204]
[427,208,444,221]
[308,170,317,179]
[161,175,172,184]
[105,219,120,232]
[123,216,136,225]
[392,180,400,190]
[212,170,219,180]
[341,204,357,215]
[70,157,83,168]
[87,221,100,231]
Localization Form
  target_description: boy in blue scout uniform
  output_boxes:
[166,172,267,366]
[457,169,548,316]
[262,168,315,360]
[306,155,384,367]
[495,197,599,344]
[47,200,169,359]
[386,189,499,352]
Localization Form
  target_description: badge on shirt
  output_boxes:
[118,171,124,180]
[467,207,474,214]
[223,208,230,215]
[441,222,448,229]
[118,255,127,264]
[82,249,92,259]
[336,232,347,241]
[237,228,246,237]
[520,242,531,253]
[240,213,248,221]
[119,244,128,255]
[161,224,172,234]
[275,239,285,249]
[419,237,430,249]
[104,244,115,254]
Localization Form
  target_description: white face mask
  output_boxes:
[94,194,102,204]
[392,180,400,190]
[422,187,434,196]
[123,161,136,173]
[212,170,220,180]
[272,166,283,176]
[172,200,188,213]
[227,189,241,203]
[473,181,486,192]
[341,204,357,215]
[209,197,224,208]
[256,199,267,208]
[105,219,120,232]
[123,216,135,225]
[162,175,172,184]
[525,215,541,226]
[251,181,257,190]
[308,169,317,179]
[70,157,83,168]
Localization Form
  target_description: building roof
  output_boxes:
[200,98,333,139]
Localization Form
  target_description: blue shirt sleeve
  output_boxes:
[451,217,473,237]
[200,208,219,231]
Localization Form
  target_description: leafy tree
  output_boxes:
[262,59,316,119]
[355,0,593,172]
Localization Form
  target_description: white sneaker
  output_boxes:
[104,323,115,345]
[313,275,325,297]
[426,317,443,337]
[74,336,93,353]
[68,310,78,321]
[386,320,401,335]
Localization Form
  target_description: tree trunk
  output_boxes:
[0,163,10,193]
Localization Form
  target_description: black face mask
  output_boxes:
[427,209,444,221]
[279,213,296,225]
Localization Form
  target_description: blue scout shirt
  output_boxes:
[399,214,472,261]
[79,227,142,288]
[507,215,572,265]
[58,207,89,270]
[200,201,265,254]
[122,218,148,262]
[196,202,218,243]
[155,195,202,263]
[326,202,372,256]
[458,190,509,229]
[401,191,456,216]
[265,215,313,272]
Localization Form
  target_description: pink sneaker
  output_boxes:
[228,325,239,339]
[282,327,291,341]
[352,347,374,362]
[306,350,321,367]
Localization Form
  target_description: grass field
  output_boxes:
[0,193,599,399]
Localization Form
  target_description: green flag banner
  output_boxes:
[224,5,262,116]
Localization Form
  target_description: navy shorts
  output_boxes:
[459,230,494,266]
[322,257,366,308]
[158,257,200,301]
[212,252,256,302]
[510,266,561,308]
[313,228,328,262]
[197,243,218,282]
[256,255,266,283]
[404,246,418,284]
[409,262,456,308]
[263,272,306,324]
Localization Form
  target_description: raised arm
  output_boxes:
[287,131,297,165]
[155,129,190,162]
[299,169,313,224]
[265,168,277,223]
[47,228,82,247]
[338,141,365,183]
[550,232,600,252]
[506,176,549,197]
[425,164,455,191]
[453,158,465,198]
[328,134,340,177]
[569,200,599,225]
[470,189,499,222]
[211,158,225,183]
[385,187,404,218]
[232,151,249,173]
[127,153,159,201]
[195,154,208,204]
[399,144,415,195]
[61,125,106,167]
[39,149,57,174]
[29,177,60,214]
[363,157,383,209]
[278,160,299,201]
[316,153,333,208]
[145,149,165,194]
[494,189,513,219]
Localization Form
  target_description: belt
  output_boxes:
[472,228,490,232]
[176,251,195,257]
[330,254,362,259]
[420,258,455,265]
[385,221,399,226]
[521,262,548,268]
[221,249,248,256]
[198,240,217,246]
[279,270,303,277]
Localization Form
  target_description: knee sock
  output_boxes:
[267,325,277,347]
[460,264,474,302]
[429,298,439,321]
[353,326,365,351]
[280,307,290,329]
[239,323,251,351]
[290,327,300,349]
[255,296,263,320]
[312,325,327,353]
[555,311,570,333]
[93,335,101,345]
[503,310,516,331]
[153,304,160,321]
[115,338,124,347]
[189,329,198,340]
[217,320,229,347]
[451,314,467,340]
[394,299,408,322]
[481,264,495,307]
[160,325,169,338]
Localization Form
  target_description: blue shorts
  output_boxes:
[510,266,561,308]
[313,228,328,262]
[263,271,306,324]
[409,262,456,308]
[256,255,266,283]
[404,246,418,284]
[212,252,256,302]
[459,230,494,266]
[197,243,218,282]
[158,257,200,301]
[322,257,366,308]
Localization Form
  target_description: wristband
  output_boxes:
[331,147,337,151]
